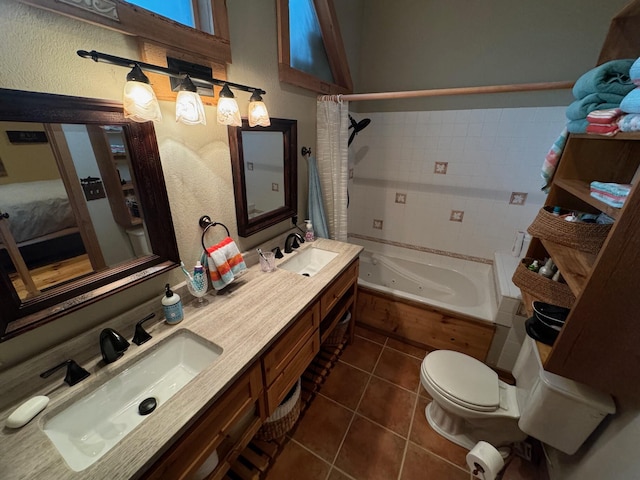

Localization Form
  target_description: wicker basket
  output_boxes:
[324,311,351,346]
[256,378,301,441]
[527,206,612,255]
[511,258,576,309]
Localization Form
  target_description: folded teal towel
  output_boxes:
[566,119,589,134]
[590,181,632,197]
[621,88,640,114]
[566,92,624,120]
[572,59,635,98]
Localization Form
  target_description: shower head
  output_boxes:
[348,115,371,146]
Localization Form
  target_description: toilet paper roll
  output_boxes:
[466,441,505,480]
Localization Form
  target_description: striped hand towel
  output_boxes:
[206,237,247,290]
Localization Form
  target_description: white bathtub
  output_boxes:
[355,241,497,323]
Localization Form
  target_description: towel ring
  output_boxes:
[199,215,230,252]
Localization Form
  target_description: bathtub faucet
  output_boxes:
[284,233,305,253]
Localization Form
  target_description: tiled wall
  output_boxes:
[348,107,567,260]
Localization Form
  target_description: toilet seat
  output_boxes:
[422,351,500,412]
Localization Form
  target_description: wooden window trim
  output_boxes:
[276,0,353,95]
[19,0,231,65]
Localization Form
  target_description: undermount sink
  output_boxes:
[279,246,338,277]
[43,330,222,472]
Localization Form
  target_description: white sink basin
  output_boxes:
[279,247,338,277]
[43,330,222,472]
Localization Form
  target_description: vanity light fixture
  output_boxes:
[77,50,269,127]
[216,83,242,126]
[123,64,162,123]
[175,75,206,125]
[248,91,271,127]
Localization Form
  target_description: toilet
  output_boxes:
[420,336,616,455]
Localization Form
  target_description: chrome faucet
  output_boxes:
[100,328,130,364]
[284,232,305,253]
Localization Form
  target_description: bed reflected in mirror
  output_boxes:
[0,88,179,341]
[0,121,150,301]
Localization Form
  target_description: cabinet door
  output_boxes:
[142,362,264,480]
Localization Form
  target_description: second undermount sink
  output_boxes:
[279,246,338,277]
[43,330,222,472]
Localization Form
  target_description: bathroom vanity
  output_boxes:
[0,238,361,480]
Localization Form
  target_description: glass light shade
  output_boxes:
[123,81,162,123]
[176,90,206,125]
[217,97,241,126]
[248,100,270,127]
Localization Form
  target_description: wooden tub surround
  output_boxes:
[0,238,362,480]
[356,286,495,361]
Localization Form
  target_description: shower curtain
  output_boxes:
[316,97,349,241]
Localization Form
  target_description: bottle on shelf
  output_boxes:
[539,258,555,278]
[528,260,540,273]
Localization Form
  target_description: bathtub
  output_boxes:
[353,239,497,359]
[358,249,497,322]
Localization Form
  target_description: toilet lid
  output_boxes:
[422,351,500,411]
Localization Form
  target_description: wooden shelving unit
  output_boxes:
[523,132,640,398]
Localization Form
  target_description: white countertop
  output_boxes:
[0,238,362,480]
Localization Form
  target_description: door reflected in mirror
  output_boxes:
[0,121,151,301]
[242,131,285,219]
[229,118,297,237]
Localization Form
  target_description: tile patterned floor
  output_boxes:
[264,326,545,480]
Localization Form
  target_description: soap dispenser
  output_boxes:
[162,283,184,324]
[304,219,315,242]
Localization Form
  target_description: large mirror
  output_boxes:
[0,88,179,341]
[228,118,297,237]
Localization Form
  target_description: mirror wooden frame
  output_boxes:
[228,118,297,237]
[0,88,180,341]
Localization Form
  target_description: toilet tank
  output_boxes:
[512,337,616,455]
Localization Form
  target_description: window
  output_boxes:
[126,0,215,34]
[20,0,231,65]
[277,0,353,94]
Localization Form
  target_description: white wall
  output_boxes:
[348,107,566,260]
[0,0,317,365]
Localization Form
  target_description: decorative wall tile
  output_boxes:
[509,192,528,205]
[247,162,254,171]
[450,210,464,222]
[373,219,383,229]
[395,193,407,204]
[271,183,279,192]
[434,162,448,174]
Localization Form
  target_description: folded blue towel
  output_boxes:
[621,88,640,114]
[566,92,624,120]
[618,113,640,131]
[572,59,635,99]
[590,191,625,208]
[630,57,640,82]
[566,119,589,134]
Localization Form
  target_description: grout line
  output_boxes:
[327,336,388,477]
[397,377,421,480]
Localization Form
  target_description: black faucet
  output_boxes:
[132,313,156,346]
[284,233,305,253]
[100,328,130,364]
[40,359,90,386]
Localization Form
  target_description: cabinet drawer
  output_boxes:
[321,259,358,318]
[262,303,320,386]
[142,362,263,480]
[265,332,319,415]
